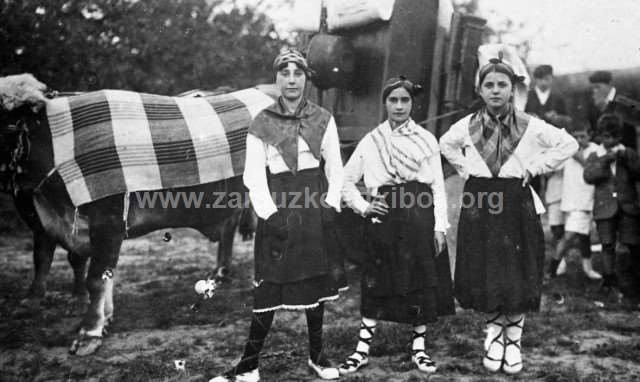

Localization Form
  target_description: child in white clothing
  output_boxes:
[548,122,602,280]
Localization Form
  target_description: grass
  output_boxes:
[1,224,640,381]
[590,341,640,361]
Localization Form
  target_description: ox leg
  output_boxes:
[83,235,121,335]
[216,217,237,279]
[67,251,88,299]
[71,214,123,356]
[27,231,56,299]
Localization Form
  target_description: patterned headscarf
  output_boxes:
[273,47,311,76]
[477,53,525,87]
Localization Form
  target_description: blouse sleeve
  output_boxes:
[320,117,343,211]
[525,121,579,177]
[423,139,450,232]
[439,120,470,179]
[243,133,278,219]
[342,137,371,216]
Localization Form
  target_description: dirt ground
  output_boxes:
[1,197,640,381]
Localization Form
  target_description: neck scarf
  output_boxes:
[468,104,530,177]
[249,96,331,174]
[370,119,434,182]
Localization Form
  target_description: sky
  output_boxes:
[259,0,640,75]
[461,0,640,74]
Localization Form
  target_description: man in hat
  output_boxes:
[525,65,570,201]
[587,70,639,150]
[525,64,569,126]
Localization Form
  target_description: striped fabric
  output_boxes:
[46,88,275,206]
[468,106,529,177]
[370,119,434,182]
[389,120,434,180]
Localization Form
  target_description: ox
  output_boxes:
[1,92,255,303]
[0,74,269,355]
[7,187,252,300]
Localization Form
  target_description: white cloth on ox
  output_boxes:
[46,88,275,206]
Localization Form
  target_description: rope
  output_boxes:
[417,108,466,125]
[123,192,130,238]
[71,207,79,236]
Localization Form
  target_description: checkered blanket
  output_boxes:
[46,88,275,206]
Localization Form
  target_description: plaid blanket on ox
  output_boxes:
[46,88,275,206]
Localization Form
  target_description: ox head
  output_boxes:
[0,108,34,192]
[0,74,49,192]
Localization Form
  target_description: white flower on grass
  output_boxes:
[174,359,186,371]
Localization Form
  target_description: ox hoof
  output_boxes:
[69,334,102,356]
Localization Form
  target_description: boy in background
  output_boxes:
[548,121,602,280]
[584,114,640,301]
[545,118,571,277]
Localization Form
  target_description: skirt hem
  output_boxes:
[252,287,348,313]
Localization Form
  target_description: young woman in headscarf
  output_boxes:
[439,57,578,374]
[338,76,455,375]
[210,48,345,382]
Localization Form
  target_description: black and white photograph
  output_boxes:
[1,0,639,380]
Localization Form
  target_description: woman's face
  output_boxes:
[385,87,412,126]
[276,62,306,101]
[478,71,513,113]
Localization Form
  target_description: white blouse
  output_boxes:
[243,117,343,220]
[342,122,449,232]
[439,114,578,213]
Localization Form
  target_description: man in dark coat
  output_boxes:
[586,70,639,151]
[525,65,571,199]
[525,65,569,125]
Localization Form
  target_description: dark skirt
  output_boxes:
[252,168,347,312]
[455,176,545,314]
[361,182,455,324]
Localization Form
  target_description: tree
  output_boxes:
[0,0,288,94]
[452,0,535,61]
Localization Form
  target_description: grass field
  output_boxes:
[1,217,640,382]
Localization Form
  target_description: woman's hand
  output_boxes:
[364,196,389,217]
[522,170,533,187]
[434,231,447,256]
[266,211,288,258]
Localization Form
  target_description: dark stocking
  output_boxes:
[233,310,275,374]
[306,303,326,365]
